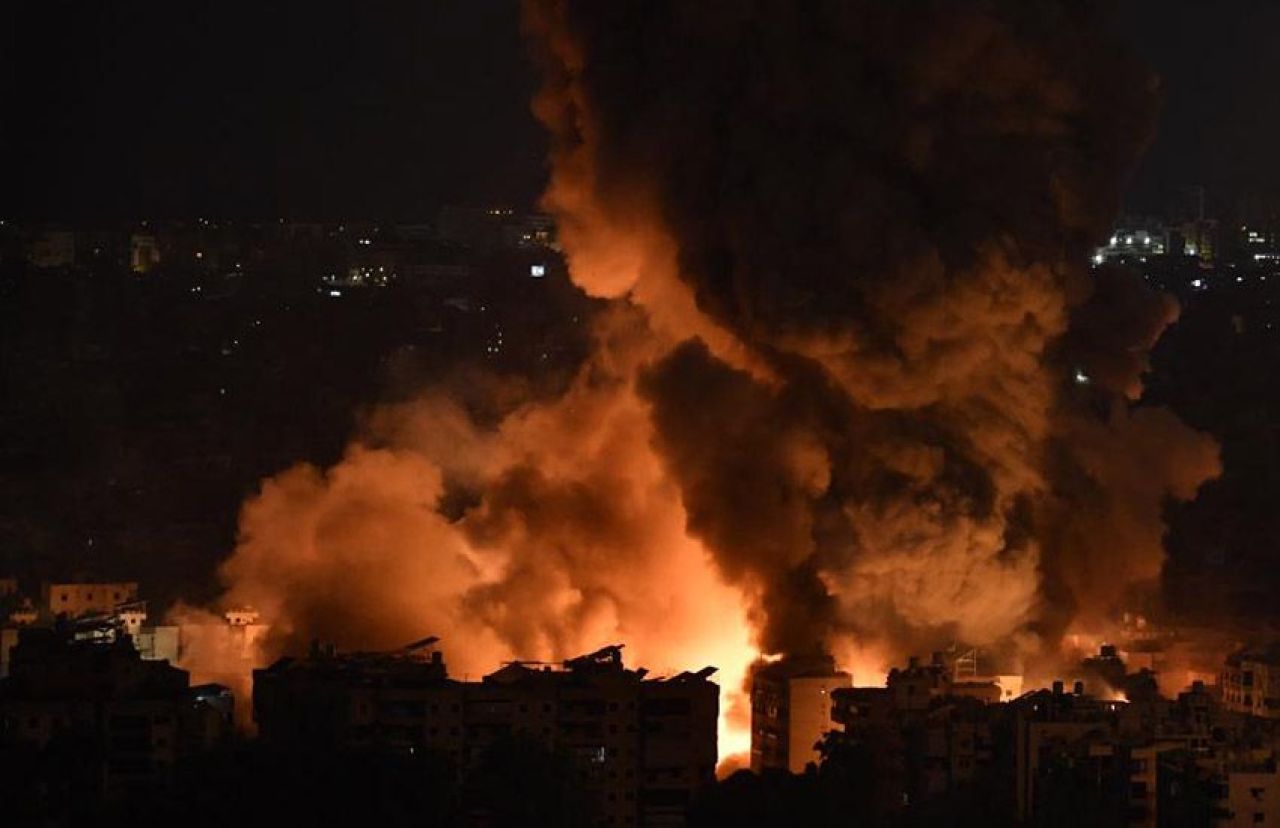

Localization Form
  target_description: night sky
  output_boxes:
[5,0,545,220]
[1121,0,1280,214]
[5,0,1279,221]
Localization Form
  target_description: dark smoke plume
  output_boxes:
[194,1,1220,757]
[526,0,1219,661]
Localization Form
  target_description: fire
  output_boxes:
[190,0,1224,766]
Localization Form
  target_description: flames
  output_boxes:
[188,317,759,752]
[184,1,1224,762]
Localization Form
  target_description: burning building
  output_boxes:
[196,0,1221,763]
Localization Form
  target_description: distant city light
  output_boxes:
[1190,278,1205,290]
[328,289,342,297]
[1074,368,1090,385]
[531,264,546,277]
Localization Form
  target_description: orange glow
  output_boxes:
[188,0,1220,768]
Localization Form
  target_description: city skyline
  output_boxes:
[5,2,1280,825]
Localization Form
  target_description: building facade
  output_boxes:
[42,581,139,618]
[749,654,851,774]
[254,642,719,827]
[0,622,233,801]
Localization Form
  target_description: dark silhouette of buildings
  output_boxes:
[0,619,233,807]
[254,641,718,827]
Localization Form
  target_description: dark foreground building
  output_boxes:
[750,653,851,774]
[0,620,233,806]
[254,641,719,827]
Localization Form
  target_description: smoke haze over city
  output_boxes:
[170,0,1226,758]
[5,3,1280,823]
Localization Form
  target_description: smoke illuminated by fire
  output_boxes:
[189,1,1222,762]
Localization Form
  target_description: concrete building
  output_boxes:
[817,647,1280,824]
[254,642,719,827]
[0,620,233,800]
[830,657,1004,812]
[1013,685,1125,823]
[1094,218,1170,265]
[1217,761,1280,827]
[42,581,139,618]
[1223,645,1280,719]
[749,654,851,774]
[134,624,180,664]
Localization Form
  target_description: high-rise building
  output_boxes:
[749,654,851,774]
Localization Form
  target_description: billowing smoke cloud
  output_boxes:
[201,0,1218,752]
[207,309,758,749]
[523,0,1219,662]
